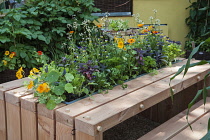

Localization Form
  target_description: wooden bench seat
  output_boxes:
[139,98,210,140]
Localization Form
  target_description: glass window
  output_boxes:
[92,0,132,17]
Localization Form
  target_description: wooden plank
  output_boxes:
[0,77,30,100]
[5,87,32,106]
[21,94,38,140]
[37,103,66,140]
[76,130,102,140]
[6,102,22,140]
[56,122,74,140]
[171,112,210,140]
[0,100,6,140]
[0,78,29,140]
[75,63,210,136]
[56,59,190,128]
[5,87,32,140]
[38,115,55,140]
[21,108,38,140]
[139,98,210,140]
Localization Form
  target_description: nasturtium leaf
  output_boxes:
[53,86,65,95]
[65,83,74,93]
[45,71,60,83]
[65,73,74,82]
[46,99,56,110]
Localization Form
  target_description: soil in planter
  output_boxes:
[185,50,210,60]
[64,92,86,102]
[0,68,30,84]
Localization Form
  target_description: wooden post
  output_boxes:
[37,103,66,140]
[5,87,32,140]
[0,78,29,140]
[20,94,38,140]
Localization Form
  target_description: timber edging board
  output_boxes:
[139,98,210,140]
[0,78,30,140]
[55,58,200,140]
[74,62,210,139]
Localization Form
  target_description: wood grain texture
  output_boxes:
[75,64,210,136]
[171,112,210,140]
[76,130,102,140]
[21,94,38,112]
[21,108,37,140]
[38,115,54,140]
[6,102,21,140]
[56,122,74,140]
[0,100,6,140]
[56,59,190,127]
[5,87,32,106]
[0,77,30,100]
[37,103,66,140]
[139,98,210,140]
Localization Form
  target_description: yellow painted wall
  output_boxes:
[97,0,197,46]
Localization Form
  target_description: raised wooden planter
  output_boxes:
[0,58,210,140]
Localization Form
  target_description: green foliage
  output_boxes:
[0,0,99,71]
[108,19,129,31]
[142,56,157,73]
[169,37,210,135]
[185,37,210,52]
[163,43,184,64]
[30,62,87,110]
[185,0,210,40]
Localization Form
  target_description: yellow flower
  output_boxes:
[5,51,9,55]
[123,47,127,51]
[27,81,34,89]
[30,70,34,76]
[9,53,14,58]
[128,39,136,44]
[2,60,7,66]
[19,67,24,72]
[36,83,50,93]
[148,25,153,31]
[118,41,124,49]
[32,68,40,73]
[16,71,23,79]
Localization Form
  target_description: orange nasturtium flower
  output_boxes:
[118,41,124,49]
[2,60,7,66]
[137,24,144,28]
[97,24,102,28]
[16,71,23,79]
[27,81,34,89]
[143,29,149,33]
[69,31,74,34]
[5,51,9,55]
[152,31,159,34]
[11,52,16,56]
[36,83,50,93]
[128,39,136,44]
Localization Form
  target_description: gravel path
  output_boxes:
[103,113,160,140]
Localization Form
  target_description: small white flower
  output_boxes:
[153,9,157,13]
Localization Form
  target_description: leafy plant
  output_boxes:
[185,0,210,40]
[169,38,210,139]
[0,0,99,71]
